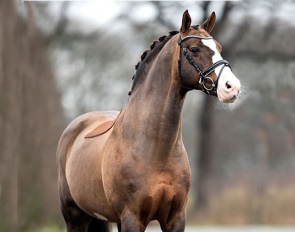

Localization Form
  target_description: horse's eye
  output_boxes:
[190,47,200,53]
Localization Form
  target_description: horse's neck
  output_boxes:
[121,39,185,156]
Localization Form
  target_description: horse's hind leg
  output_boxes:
[59,178,110,232]
[61,195,109,232]
[117,223,121,232]
[59,173,109,232]
[60,183,92,232]
[88,217,110,232]
[60,197,90,232]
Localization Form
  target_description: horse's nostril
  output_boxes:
[226,81,232,89]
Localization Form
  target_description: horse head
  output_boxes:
[178,10,241,103]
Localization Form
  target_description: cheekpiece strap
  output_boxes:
[177,33,231,96]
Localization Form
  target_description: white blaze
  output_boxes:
[201,39,233,83]
[201,39,241,102]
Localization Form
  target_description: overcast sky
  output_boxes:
[45,0,295,34]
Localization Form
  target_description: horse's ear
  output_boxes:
[200,12,216,33]
[180,10,191,33]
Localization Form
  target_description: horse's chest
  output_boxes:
[106,157,190,193]
[102,143,191,221]
[104,157,190,219]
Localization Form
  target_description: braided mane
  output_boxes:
[128,31,179,96]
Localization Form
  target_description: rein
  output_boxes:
[177,33,231,95]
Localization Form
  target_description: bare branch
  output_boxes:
[54,2,70,36]
[151,1,175,30]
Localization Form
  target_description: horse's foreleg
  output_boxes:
[159,211,186,232]
[169,218,185,232]
[120,210,146,232]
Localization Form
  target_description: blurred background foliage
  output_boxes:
[1,0,295,231]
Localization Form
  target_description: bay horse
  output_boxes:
[57,10,241,232]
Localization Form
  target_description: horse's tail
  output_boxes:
[88,218,110,232]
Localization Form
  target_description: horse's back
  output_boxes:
[57,111,119,168]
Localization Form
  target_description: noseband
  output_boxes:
[178,34,231,95]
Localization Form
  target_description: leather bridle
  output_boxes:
[178,33,231,95]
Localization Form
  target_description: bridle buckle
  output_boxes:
[201,77,215,91]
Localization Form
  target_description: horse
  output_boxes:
[57,10,241,232]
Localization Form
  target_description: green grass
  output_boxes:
[26,225,65,232]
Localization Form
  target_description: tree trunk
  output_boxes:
[195,96,215,210]
[194,1,233,213]
[0,1,65,230]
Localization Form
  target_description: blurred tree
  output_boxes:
[37,2,138,119]
[0,1,64,231]
[194,0,234,212]
[207,0,295,224]
[31,0,295,225]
